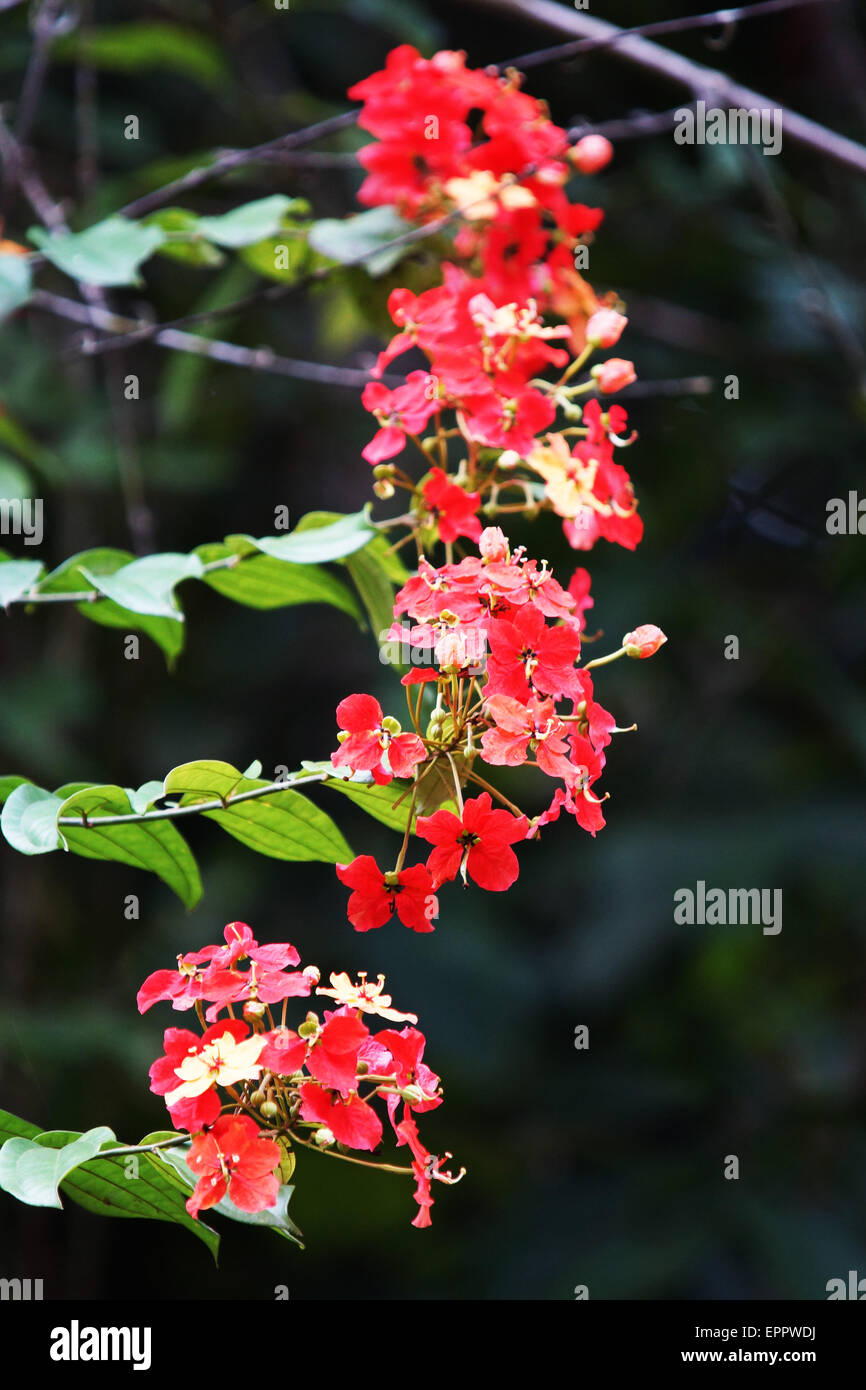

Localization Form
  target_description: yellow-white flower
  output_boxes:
[165,1032,265,1105]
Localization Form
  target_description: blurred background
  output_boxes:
[1,0,865,1300]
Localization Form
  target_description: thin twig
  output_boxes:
[502,0,834,72]
[55,771,331,829]
[470,0,866,176]
[118,110,359,220]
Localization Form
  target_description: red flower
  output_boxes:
[374,1027,441,1127]
[185,1115,280,1219]
[306,1011,369,1094]
[421,467,482,544]
[336,855,436,933]
[416,792,528,891]
[298,1083,383,1151]
[485,604,582,702]
[481,694,572,778]
[149,1029,222,1133]
[567,568,594,632]
[331,693,426,786]
[258,1027,307,1075]
[361,371,441,463]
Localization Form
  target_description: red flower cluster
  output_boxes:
[327,51,665,937]
[140,929,462,1229]
[331,527,665,931]
[348,45,605,307]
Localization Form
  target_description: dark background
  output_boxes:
[1,0,865,1299]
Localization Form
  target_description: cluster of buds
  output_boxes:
[139,922,462,1229]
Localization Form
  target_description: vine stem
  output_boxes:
[56,770,331,828]
[97,1136,189,1158]
[289,1132,413,1176]
[8,552,244,608]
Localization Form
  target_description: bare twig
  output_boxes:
[501,0,835,71]
[470,0,866,176]
[118,110,359,219]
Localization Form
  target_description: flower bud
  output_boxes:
[302,964,321,985]
[260,1100,280,1120]
[401,1084,426,1106]
[591,358,636,394]
[479,526,509,562]
[622,624,667,659]
[585,309,627,349]
[373,478,395,500]
[497,449,521,470]
[243,1000,266,1022]
[372,463,395,480]
[250,1089,267,1108]
[571,134,614,174]
[314,1126,335,1147]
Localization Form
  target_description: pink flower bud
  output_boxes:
[622,624,667,658]
[571,134,614,175]
[586,309,627,349]
[479,526,508,562]
[591,358,636,393]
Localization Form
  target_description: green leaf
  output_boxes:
[194,538,361,618]
[156,1140,303,1247]
[37,547,136,594]
[1,782,64,854]
[196,196,302,249]
[0,253,32,321]
[0,1126,115,1208]
[346,544,398,642]
[127,780,167,815]
[80,598,186,665]
[143,208,226,268]
[29,218,166,287]
[57,784,202,908]
[0,775,28,807]
[0,558,43,605]
[80,551,203,619]
[304,762,420,835]
[238,234,310,284]
[37,547,185,664]
[54,23,230,92]
[0,1112,218,1259]
[164,760,353,864]
[0,453,35,502]
[308,205,413,277]
[252,509,376,565]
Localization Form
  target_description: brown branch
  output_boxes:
[502,0,835,71]
[30,288,401,388]
[469,0,866,176]
[118,110,359,220]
